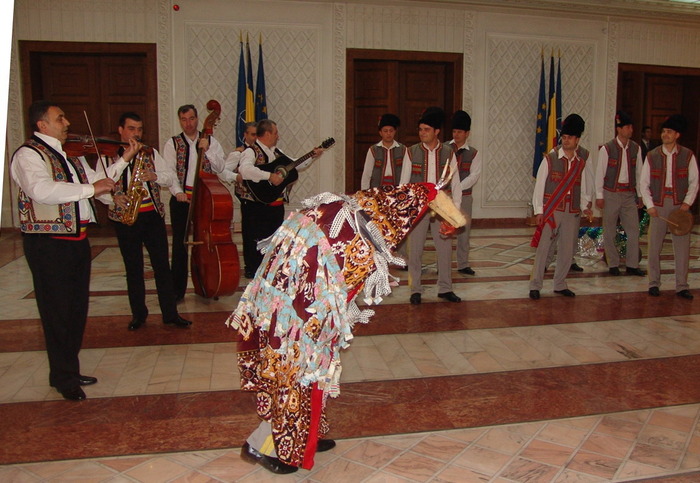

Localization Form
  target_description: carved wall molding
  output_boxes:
[605,21,619,138]
[333,3,347,194]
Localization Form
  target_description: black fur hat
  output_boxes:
[418,106,445,130]
[561,114,585,137]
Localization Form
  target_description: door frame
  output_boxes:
[346,49,463,191]
[18,40,159,141]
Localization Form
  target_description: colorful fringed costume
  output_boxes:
[226,183,448,469]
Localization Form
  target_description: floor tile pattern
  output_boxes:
[1,225,700,481]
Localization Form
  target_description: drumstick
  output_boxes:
[658,215,680,228]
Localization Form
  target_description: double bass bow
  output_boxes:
[184,99,240,298]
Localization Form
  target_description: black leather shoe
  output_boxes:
[438,292,461,303]
[554,289,576,297]
[570,263,584,272]
[529,290,540,300]
[410,293,421,305]
[458,267,476,275]
[244,270,255,279]
[164,316,192,328]
[78,375,98,386]
[649,287,660,297]
[317,439,336,452]
[677,290,694,300]
[59,386,86,401]
[128,317,146,331]
[609,267,621,276]
[626,267,646,276]
[175,296,185,304]
[240,442,298,474]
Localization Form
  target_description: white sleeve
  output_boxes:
[360,147,375,190]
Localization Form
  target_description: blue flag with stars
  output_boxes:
[533,54,547,177]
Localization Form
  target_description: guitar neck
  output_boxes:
[282,147,317,171]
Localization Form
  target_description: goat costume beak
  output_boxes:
[428,190,467,229]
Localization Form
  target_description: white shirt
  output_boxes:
[399,142,462,207]
[595,136,643,198]
[11,132,128,222]
[448,140,482,193]
[161,133,226,195]
[640,144,699,209]
[360,140,402,190]
[532,146,591,215]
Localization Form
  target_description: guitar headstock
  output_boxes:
[320,137,335,149]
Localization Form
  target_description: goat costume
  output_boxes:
[226,182,464,469]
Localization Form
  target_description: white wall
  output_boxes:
[3,0,700,227]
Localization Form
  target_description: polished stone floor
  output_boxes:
[1,223,700,482]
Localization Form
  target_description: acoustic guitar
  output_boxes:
[244,137,335,204]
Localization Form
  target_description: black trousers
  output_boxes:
[113,210,178,322]
[169,197,190,300]
[240,199,285,275]
[23,234,90,392]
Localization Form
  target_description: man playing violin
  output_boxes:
[162,104,227,301]
[10,100,138,401]
[109,112,192,330]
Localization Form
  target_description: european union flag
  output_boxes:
[255,36,267,121]
[236,36,247,147]
[533,53,547,177]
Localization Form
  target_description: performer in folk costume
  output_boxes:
[226,181,466,474]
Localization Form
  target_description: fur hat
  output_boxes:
[418,106,444,130]
[661,114,687,134]
[615,110,633,128]
[452,110,471,131]
[561,114,585,137]
[378,113,400,130]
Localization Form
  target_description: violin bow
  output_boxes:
[83,110,111,178]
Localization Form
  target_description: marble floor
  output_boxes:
[1,223,700,482]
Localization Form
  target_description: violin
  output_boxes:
[63,134,130,158]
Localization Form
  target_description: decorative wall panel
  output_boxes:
[618,20,700,69]
[183,23,321,203]
[484,35,595,207]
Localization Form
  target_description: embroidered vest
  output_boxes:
[171,133,213,189]
[15,136,91,236]
[108,151,165,223]
[452,144,478,196]
[647,145,692,206]
[369,144,405,188]
[236,142,280,202]
[543,147,588,213]
[407,143,452,184]
[602,139,639,192]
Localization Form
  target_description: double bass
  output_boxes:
[185,99,240,298]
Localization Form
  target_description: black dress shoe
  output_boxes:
[626,267,646,277]
[570,263,584,272]
[554,289,576,297]
[677,290,694,300]
[244,270,255,279]
[175,296,185,304]
[59,386,86,401]
[458,267,476,275]
[438,291,461,302]
[128,317,146,331]
[317,439,336,452]
[649,287,660,297]
[529,290,540,300]
[410,293,421,305]
[240,442,298,474]
[164,316,192,328]
[609,267,621,276]
[78,375,98,386]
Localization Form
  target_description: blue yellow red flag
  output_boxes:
[236,35,247,147]
[255,35,267,121]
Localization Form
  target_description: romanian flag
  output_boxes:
[236,35,247,147]
[245,35,255,124]
[532,52,547,177]
[255,35,268,120]
[546,53,557,152]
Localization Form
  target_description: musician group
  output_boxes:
[10,98,698,474]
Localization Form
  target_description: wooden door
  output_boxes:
[645,75,684,138]
[346,49,462,192]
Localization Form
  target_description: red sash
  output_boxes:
[531,158,584,247]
